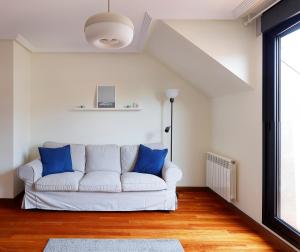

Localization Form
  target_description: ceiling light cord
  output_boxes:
[108,0,110,13]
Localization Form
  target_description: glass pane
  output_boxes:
[280,26,300,232]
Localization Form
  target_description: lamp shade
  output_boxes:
[84,13,134,49]
[165,89,179,99]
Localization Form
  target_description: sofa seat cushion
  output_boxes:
[121,172,167,192]
[35,171,83,192]
[79,171,121,192]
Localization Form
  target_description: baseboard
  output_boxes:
[177,186,209,192]
[207,188,297,252]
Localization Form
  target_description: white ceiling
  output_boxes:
[0,0,245,52]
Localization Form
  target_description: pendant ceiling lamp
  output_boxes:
[84,0,134,49]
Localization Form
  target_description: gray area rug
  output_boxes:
[44,239,184,252]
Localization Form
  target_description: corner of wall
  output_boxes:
[12,41,32,197]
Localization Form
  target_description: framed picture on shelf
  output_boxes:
[96,85,116,108]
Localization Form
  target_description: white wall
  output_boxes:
[31,53,211,186]
[0,41,14,198]
[13,42,31,196]
[211,34,262,222]
[0,41,31,198]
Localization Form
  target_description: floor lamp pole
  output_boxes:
[165,89,179,199]
[170,98,174,162]
[165,89,178,163]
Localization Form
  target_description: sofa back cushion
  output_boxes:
[86,144,121,173]
[43,142,85,173]
[120,143,165,173]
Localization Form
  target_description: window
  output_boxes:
[263,13,300,249]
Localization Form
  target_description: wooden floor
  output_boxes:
[0,189,286,252]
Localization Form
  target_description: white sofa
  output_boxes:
[18,142,182,211]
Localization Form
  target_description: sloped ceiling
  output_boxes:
[166,20,259,85]
[147,21,252,97]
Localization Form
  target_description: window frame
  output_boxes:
[263,13,300,249]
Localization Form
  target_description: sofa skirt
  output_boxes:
[22,184,177,211]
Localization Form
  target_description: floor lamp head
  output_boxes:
[165,89,179,101]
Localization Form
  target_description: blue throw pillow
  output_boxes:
[39,145,73,177]
[133,144,168,177]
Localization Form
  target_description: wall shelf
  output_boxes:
[72,107,142,112]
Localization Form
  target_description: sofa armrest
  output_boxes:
[161,161,182,189]
[18,159,43,184]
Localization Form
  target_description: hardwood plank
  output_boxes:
[0,190,295,251]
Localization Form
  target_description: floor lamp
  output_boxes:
[164,89,179,162]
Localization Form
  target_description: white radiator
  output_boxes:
[206,152,237,202]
